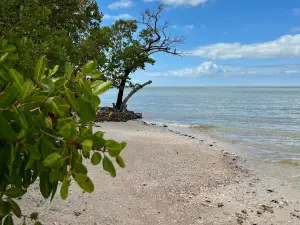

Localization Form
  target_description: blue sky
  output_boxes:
[98,0,300,86]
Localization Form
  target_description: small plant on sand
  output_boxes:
[0,41,126,224]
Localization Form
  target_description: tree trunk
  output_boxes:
[115,71,130,110]
[121,80,152,110]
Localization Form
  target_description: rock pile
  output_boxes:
[95,107,142,122]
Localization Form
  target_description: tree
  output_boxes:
[0,0,111,76]
[0,40,125,225]
[103,4,184,110]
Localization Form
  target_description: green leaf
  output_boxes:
[48,65,59,77]
[56,119,77,138]
[34,222,42,225]
[40,78,55,92]
[24,144,41,160]
[0,86,18,108]
[0,69,10,84]
[74,173,94,193]
[0,52,9,63]
[49,171,64,182]
[30,212,39,220]
[81,140,93,152]
[46,97,70,118]
[74,162,87,175]
[53,77,66,87]
[89,70,103,79]
[21,81,34,100]
[43,153,61,167]
[91,95,100,110]
[90,80,103,89]
[91,152,102,165]
[39,136,54,159]
[50,181,58,202]
[0,115,15,139]
[7,198,21,218]
[9,69,24,91]
[0,201,9,217]
[82,61,97,74]
[40,171,52,199]
[103,156,116,177]
[81,80,93,99]
[120,142,127,150]
[94,131,103,138]
[77,97,96,121]
[64,63,73,80]
[0,45,16,53]
[13,108,28,130]
[3,214,13,225]
[34,56,47,82]
[60,177,70,200]
[116,155,125,168]
[4,187,26,198]
[25,159,35,170]
[65,88,79,111]
[105,140,122,157]
[92,81,112,95]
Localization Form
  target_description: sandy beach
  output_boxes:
[18,121,300,225]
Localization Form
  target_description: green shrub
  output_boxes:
[0,41,125,224]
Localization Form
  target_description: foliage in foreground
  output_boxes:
[0,41,126,224]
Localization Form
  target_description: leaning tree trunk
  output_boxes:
[120,80,152,110]
[115,71,130,110]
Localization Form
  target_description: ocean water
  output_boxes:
[101,87,300,163]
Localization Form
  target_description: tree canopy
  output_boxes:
[0,0,111,76]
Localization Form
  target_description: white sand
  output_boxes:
[18,121,300,225]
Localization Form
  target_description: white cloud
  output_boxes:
[184,24,194,30]
[103,14,134,20]
[145,61,300,77]
[293,8,300,16]
[143,0,211,7]
[108,0,135,9]
[171,24,194,31]
[291,26,300,32]
[189,34,300,59]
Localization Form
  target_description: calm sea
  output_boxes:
[101,87,300,163]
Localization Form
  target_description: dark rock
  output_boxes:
[209,144,213,147]
[290,212,300,219]
[218,203,224,207]
[266,189,274,193]
[73,211,82,216]
[95,107,142,122]
[241,209,247,214]
[257,210,262,215]
[163,125,168,127]
[271,200,279,204]
[237,218,243,224]
[260,204,274,213]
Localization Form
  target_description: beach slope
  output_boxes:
[19,121,300,225]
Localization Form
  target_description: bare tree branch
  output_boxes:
[139,4,184,56]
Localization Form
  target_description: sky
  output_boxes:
[98,0,300,86]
